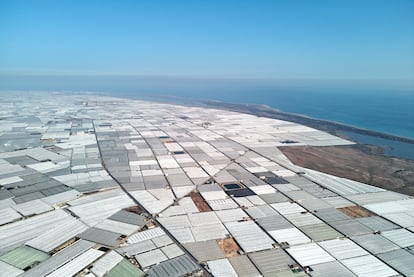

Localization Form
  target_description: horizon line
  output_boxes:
[1,71,414,83]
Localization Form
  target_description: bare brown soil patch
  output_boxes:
[338,206,371,218]
[217,238,240,257]
[123,205,143,214]
[190,191,212,212]
[53,238,77,254]
[280,145,414,196]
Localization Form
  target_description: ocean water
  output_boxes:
[120,87,414,160]
[2,74,414,139]
[118,89,414,140]
[340,131,414,160]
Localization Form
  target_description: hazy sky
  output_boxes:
[1,0,413,80]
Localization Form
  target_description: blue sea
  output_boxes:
[1,75,414,158]
[109,80,414,140]
[132,89,414,140]
[120,87,414,159]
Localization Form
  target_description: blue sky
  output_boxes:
[1,0,413,80]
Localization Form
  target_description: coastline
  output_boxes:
[200,99,414,145]
[113,92,414,144]
[135,95,414,195]
[109,92,414,160]
[4,91,414,195]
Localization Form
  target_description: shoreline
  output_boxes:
[126,94,414,195]
[120,93,414,161]
[199,99,414,145]
[112,92,414,144]
[6,90,414,144]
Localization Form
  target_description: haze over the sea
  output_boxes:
[1,0,413,137]
[1,75,414,140]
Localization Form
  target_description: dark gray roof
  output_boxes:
[5,174,48,188]
[72,182,117,193]
[314,208,350,223]
[146,255,200,277]
[10,185,41,197]
[256,214,293,231]
[21,239,94,277]
[13,191,45,204]
[329,219,372,237]
[109,210,145,226]
[0,189,13,200]
[351,234,400,254]
[5,156,39,166]
[258,192,289,204]
[299,223,343,242]
[248,249,296,275]
[355,216,399,232]
[41,185,71,196]
[309,261,356,277]
[300,198,332,211]
[182,240,225,262]
[78,227,122,247]
[377,249,414,276]
[228,255,262,277]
